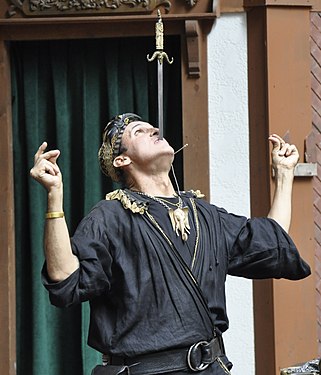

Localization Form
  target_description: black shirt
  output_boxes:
[42,189,310,364]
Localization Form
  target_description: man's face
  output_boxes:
[120,121,174,167]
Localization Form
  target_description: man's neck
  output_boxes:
[130,173,176,197]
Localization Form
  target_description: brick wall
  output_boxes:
[311,12,321,355]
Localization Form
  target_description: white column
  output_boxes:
[208,13,255,374]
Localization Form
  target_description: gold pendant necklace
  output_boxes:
[135,192,190,241]
[168,206,190,241]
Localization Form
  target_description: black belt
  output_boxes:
[109,336,229,375]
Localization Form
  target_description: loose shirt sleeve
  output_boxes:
[42,212,111,307]
[216,208,311,280]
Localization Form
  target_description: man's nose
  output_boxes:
[150,128,159,136]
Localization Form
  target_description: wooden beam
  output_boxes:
[0,1,216,20]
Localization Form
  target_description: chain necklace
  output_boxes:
[135,192,190,241]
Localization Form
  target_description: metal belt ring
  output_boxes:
[187,340,210,372]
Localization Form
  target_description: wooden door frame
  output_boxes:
[0,39,16,375]
[0,3,215,374]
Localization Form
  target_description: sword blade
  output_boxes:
[157,59,164,140]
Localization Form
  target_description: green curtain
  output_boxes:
[11,36,182,375]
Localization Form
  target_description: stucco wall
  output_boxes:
[207,13,255,374]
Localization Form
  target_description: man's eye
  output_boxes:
[134,129,143,135]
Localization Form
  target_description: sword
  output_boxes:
[147,10,173,140]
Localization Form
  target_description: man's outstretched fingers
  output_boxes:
[34,142,48,162]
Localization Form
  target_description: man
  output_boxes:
[30,113,310,375]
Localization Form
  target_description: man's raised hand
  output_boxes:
[268,134,299,171]
[30,142,62,191]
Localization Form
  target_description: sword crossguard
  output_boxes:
[147,51,174,65]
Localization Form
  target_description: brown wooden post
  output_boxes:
[247,3,318,374]
[0,40,16,375]
[182,20,212,198]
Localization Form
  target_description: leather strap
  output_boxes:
[109,336,226,375]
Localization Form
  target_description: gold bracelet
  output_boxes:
[45,211,64,219]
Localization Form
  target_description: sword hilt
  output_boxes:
[147,9,174,65]
[155,9,164,51]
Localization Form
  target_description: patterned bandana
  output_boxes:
[98,113,142,182]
